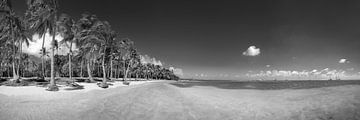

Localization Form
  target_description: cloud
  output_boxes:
[246,68,356,80]
[22,32,74,57]
[266,65,270,67]
[140,55,162,66]
[339,59,349,63]
[169,67,183,77]
[242,46,260,56]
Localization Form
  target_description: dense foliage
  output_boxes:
[0,0,179,89]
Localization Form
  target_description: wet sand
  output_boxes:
[0,81,359,120]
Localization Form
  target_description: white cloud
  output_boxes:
[169,67,183,77]
[140,55,162,66]
[246,68,357,80]
[339,59,349,63]
[242,46,260,56]
[266,65,271,67]
[22,32,74,57]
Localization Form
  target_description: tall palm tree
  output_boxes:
[76,13,102,83]
[57,13,76,82]
[97,21,113,88]
[107,33,120,80]
[26,0,59,91]
[123,46,139,82]
[0,0,29,81]
[82,20,115,88]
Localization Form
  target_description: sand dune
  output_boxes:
[0,81,359,120]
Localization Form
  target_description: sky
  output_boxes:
[11,0,360,80]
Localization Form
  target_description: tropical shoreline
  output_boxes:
[0,81,359,120]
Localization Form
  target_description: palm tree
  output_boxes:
[96,21,114,88]
[0,0,29,81]
[107,33,120,80]
[26,0,59,91]
[76,13,104,83]
[57,13,76,82]
[123,46,139,82]
[120,39,133,81]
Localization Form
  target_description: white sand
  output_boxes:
[0,81,359,120]
[0,80,156,97]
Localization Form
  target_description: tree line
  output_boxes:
[0,0,179,91]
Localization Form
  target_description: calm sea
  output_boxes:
[170,80,360,90]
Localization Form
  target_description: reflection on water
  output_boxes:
[170,80,360,90]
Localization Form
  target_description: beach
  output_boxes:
[0,80,360,120]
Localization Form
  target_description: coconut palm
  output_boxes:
[95,21,114,88]
[57,13,77,82]
[76,13,99,83]
[0,0,29,81]
[121,39,135,81]
[26,0,59,91]
[107,33,121,80]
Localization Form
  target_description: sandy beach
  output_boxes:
[0,81,360,120]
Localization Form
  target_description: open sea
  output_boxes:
[170,80,360,90]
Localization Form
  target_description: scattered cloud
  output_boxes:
[246,68,360,80]
[169,67,183,77]
[242,46,260,56]
[339,59,349,63]
[22,32,70,57]
[266,65,271,68]
[140,55,162,66]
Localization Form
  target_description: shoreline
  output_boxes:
[0,80,162,97]
[0,81,359,120]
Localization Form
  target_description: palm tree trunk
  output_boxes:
[47,14,59,91]
[68,42,73,82]
[124,59,132,81]
[17,41,22,79]
[49,26,56,89]
[135,73,138,81]
[123,61,126,81]
[10,20,18,81]
[87,60,94,82]
[115,65,118,79]
[110,56,113,79]
[80,60,83,78]
[7,66,10,77]
[41,33,46,79]
[102,52,106,84]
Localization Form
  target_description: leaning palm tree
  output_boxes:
[76,13,101,83]
[123,46,139,82]
[57,13,76,82]
[80,20,115,88]
[95,21,113,88]
[0,0,29,81]
[107,33,120,80]
[26,0,59,91]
